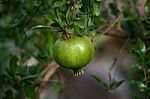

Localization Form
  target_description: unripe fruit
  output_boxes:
[53,36,94,76]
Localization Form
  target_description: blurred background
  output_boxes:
[0,0,149,99]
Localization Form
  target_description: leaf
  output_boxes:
[45,13,57,22]
[24,87,35,99]
[66,6,72,25]
[123,6,138,21]
[74,25,80,35]
[145,0,150,18]
[47,34,54,56]
[91,75,108,88]
[8,56,18,76]
[136,38,146,54]
[143,30,150,36]
[88,30,97,36]
[110,80,124,90]
[93,2,101,16]
[44,15,55,26]
[74,20,85,29]
[32,25,52,29]
[55,9,67,28]
[53,1,64,8]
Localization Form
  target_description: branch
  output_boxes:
[36,62,59,99]
[107,37,130,92]
[96,15,129,39]
[96,26,150,41]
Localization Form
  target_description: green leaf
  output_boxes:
[47,34,54,56]
[55,9,67,28]
[25,87,35,98]
[88,30,97,36]
[143,30,150,36]
[145,0,150,18]
[138,82,147,92]
[110,80,124,90]
[8,56,18,76]
[45,13,57,22]
[74,20,85,29]
[53,1,64,8]
[136,38,146,54]
[32,25,52,29]
[91,75,108,88]
[123,6,138,21]
[132,38,146,57]
[66,6,72,25]
[44,15,55,26]
[56,9,62,23]
[74,25,80,35]
[93,2,101,16]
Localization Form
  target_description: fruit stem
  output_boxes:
[62,32,73,41]
[73,69,84,76]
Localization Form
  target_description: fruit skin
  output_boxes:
[53,36,94,73]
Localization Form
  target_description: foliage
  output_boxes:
[0,0,150,99]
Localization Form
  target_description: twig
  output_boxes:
[36,62,59,99]
[107,37,130,92]
[102,15,123,35]
[113,37,130,79]
[107,57,117,92]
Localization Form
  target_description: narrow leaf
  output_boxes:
[110,80,124,90]
[91,75,108,88]
[93,2,101,16]
[53,1,64,8]
[32,25,52,29]
[74,20,84,29]
[136,38,146,53]
[8,56,18,76]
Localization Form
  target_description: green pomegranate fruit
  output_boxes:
[53,36,94,76]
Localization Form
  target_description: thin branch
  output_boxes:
[36,62,59,99]
[113,37,130,79]
[107,37,130,92]
[102,15,123,35]
[97,25,150,41]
